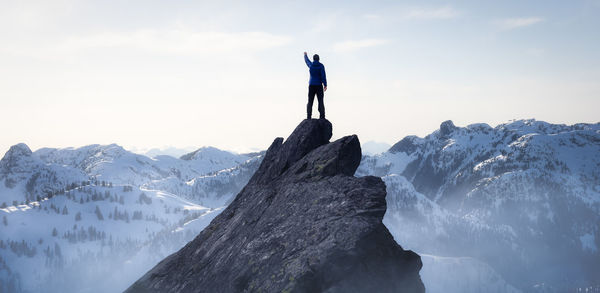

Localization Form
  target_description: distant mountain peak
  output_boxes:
[439,120,457,137]
[180,146,233,161]
[1,143,35,175]
[3,143,32,158]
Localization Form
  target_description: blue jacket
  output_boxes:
[304,55,327,87]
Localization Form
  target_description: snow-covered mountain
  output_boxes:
[0,144,88,205]
[357,119,600,292]
[2,119,598,292]
[0,144,260,293]
[34,144,252,189]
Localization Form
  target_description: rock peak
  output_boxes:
[126,119,424,293]
[440,120,457,137]
[249,118,333,184]
[4,143,32,159]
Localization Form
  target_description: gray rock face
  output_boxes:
[0,143,33,175]
[439,120,457,138]
[126,119,424,293]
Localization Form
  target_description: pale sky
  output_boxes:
[1,0,599,156]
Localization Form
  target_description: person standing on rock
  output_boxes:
[304,52,327,119]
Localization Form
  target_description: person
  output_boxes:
[304,52,327,119]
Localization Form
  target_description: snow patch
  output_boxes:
[580,233,597,253]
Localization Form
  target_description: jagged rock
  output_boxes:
[1,143,34,178]
[5,143,33,158]
[1,143,33,174]
[126,119,424,293]
[250,118,333,185]
[439,120,457,137]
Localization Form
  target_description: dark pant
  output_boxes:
[307,85,325,119]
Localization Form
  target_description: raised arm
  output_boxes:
[304,53,312,68]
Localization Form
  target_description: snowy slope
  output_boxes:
[360,119,600,292]
[0,144,261,293]
[146,155,263,207]
[1,183,221,292]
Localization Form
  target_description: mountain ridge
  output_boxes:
[2,118,599,292]
[359,118,600,291]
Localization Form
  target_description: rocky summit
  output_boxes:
[126,119,425,293]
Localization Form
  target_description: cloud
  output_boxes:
[526,48,545,57]
[310,13,343,33]
[496,17,544,30]
[332,39,389,52]
[2,29,292,58]
[402,6,462,20]
[363,14,382,20]
[63,29,292,54]
[359,6,460,23]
